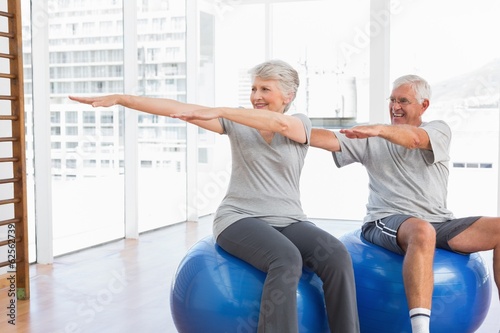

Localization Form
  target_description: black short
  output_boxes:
[361,214,481,255]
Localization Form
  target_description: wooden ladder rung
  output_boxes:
[0,158,20,163]
[0,73,16,79]
[0,237,22,248]
[0,177,21,184]
[0,218,21,227]
[0,10,14,18]
[0,198,21,205]
[0,53,15,59]
[0,31,15,38]
[0,115,19,121]
[0,95,16,100]
[0,137,18,143]
[0,258,22,269]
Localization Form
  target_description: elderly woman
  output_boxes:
[70,59,359,333]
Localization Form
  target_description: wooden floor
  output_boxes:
[0,216,498,333]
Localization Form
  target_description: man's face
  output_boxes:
[388,84,428,126]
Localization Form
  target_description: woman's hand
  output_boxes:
[69,95,121,108]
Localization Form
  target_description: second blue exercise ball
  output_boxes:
[340,229,491,333]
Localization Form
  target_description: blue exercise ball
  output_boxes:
[170,236,329,333]
[340,229,491,333]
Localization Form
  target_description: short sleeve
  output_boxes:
[421,120,451,164]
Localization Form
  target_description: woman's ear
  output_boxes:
[284,92,295,105]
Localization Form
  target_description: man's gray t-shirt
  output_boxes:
[213,113,311,239]
[333,120,455,223]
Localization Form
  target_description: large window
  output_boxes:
[391,0,500,217]
[15,0,500,260]
[44,0,126,255]
[194,9,230,217]
[21,0,226,258]
[135,1,188,232]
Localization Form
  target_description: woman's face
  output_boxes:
[250,77,290,113]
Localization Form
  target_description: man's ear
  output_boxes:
[421,99,430,113]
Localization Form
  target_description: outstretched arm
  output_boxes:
[68,94,224,134]
[309,128,341,152]
[340,124,431,150]
[172,107,308,144]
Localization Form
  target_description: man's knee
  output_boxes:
[399,219,436,251]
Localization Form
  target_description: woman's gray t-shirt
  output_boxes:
[213,113,311,239]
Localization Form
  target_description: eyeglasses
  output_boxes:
[387,97,412,107]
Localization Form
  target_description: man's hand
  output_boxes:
[170,107,221,121]
[340,125,382,139]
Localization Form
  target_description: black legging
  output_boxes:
[217,217,360,333]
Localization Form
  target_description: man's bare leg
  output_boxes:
[449,216,500,299]
[398,218,436,333]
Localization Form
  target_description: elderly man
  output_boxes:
[310,74,500,333]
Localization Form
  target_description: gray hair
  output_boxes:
[249,59,300,112]
[393,74,431,103]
